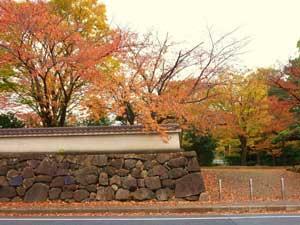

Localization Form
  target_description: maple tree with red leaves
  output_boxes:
[267,44,300,143]
[84,30,246,133]
[270,65,300,107]
[0,0,120,127]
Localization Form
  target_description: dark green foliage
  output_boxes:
[80,117,112,126]
[225,145,300,166]
[182,131,217,166]
[273,125,300,143]
[225,154,241,165]
[268,86,290,100]
[279,145,300,165]
[0,112,24,128]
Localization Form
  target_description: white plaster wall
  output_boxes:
[0,133,181,153]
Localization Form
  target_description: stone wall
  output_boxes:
[0,151,205,202]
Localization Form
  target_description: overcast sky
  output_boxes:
[102,0,300,69]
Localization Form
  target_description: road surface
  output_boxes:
[0,215,300,225]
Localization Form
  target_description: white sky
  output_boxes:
[102,0,300,69]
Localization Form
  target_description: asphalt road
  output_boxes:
[0,215,300,225]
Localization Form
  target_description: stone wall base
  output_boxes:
[0,151,205,202]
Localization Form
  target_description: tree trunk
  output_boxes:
[256,152,261,165]
[239,135,248,166]
[125,102,135,125]
[59,104,68,127]
[40,110,56,127]
[272,153,276,166]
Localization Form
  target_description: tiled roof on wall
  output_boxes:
[0,124,181,137]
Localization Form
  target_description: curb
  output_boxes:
[1,204,300,214]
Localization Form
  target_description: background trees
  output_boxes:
[213,71,293,165]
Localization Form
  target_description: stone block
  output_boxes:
[73,189,89,202]
[124,159,137,170]
[22,167,35,178]
[96,187,114,201]
[109,175,121,186]
[98,172,108,186]
[145,176,161,190]
[92,155,108,167]
[50,176,65,187]
[175,173,205,198]
[110,159,124,169]
[60,191,73,200]
[49,188,61,200]
[132,188,154,201]
[168,168,188,179]
[115,188,130,200]
[148,165,168,179]
[121,176,137,191]
[156,154,171,164]
[155,188,173,201]
[168,157,187,168]
[24,183,49,202]
[9,175,23,187]
[35,159,57,176]
[187,158,200,172]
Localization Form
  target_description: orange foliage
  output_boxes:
[85,31,244,133]
[16,112,42,128]
[265,96,294,134]
[0,0,120,127]
[212,71,294,163]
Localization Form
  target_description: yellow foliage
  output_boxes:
[50,0,108,37]
[214,70,271,139]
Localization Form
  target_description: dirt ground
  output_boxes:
[202,167,300,202]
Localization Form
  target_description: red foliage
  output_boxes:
[265,96,294,133]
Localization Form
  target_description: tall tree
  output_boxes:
[85,30,247,133]
[268,41,300,142]
[214,70,293,165]
[0,0,119,127]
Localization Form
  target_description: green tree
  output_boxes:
[81,117,112,126]
[0,113,24,128]
[183,130,217,166]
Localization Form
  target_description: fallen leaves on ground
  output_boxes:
[202,167,300,202]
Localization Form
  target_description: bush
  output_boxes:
[275,145,300,166]
[80,117,112,126]
[0,112,24,128]
[224,155,241,165]
[182,131,217,166]
[224,145,300,166]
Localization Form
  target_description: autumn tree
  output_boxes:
[85,30,247,132]
[0,0,119,127]
[269,42,300,107]
[267,41,300,142]
[214,70,293,165]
